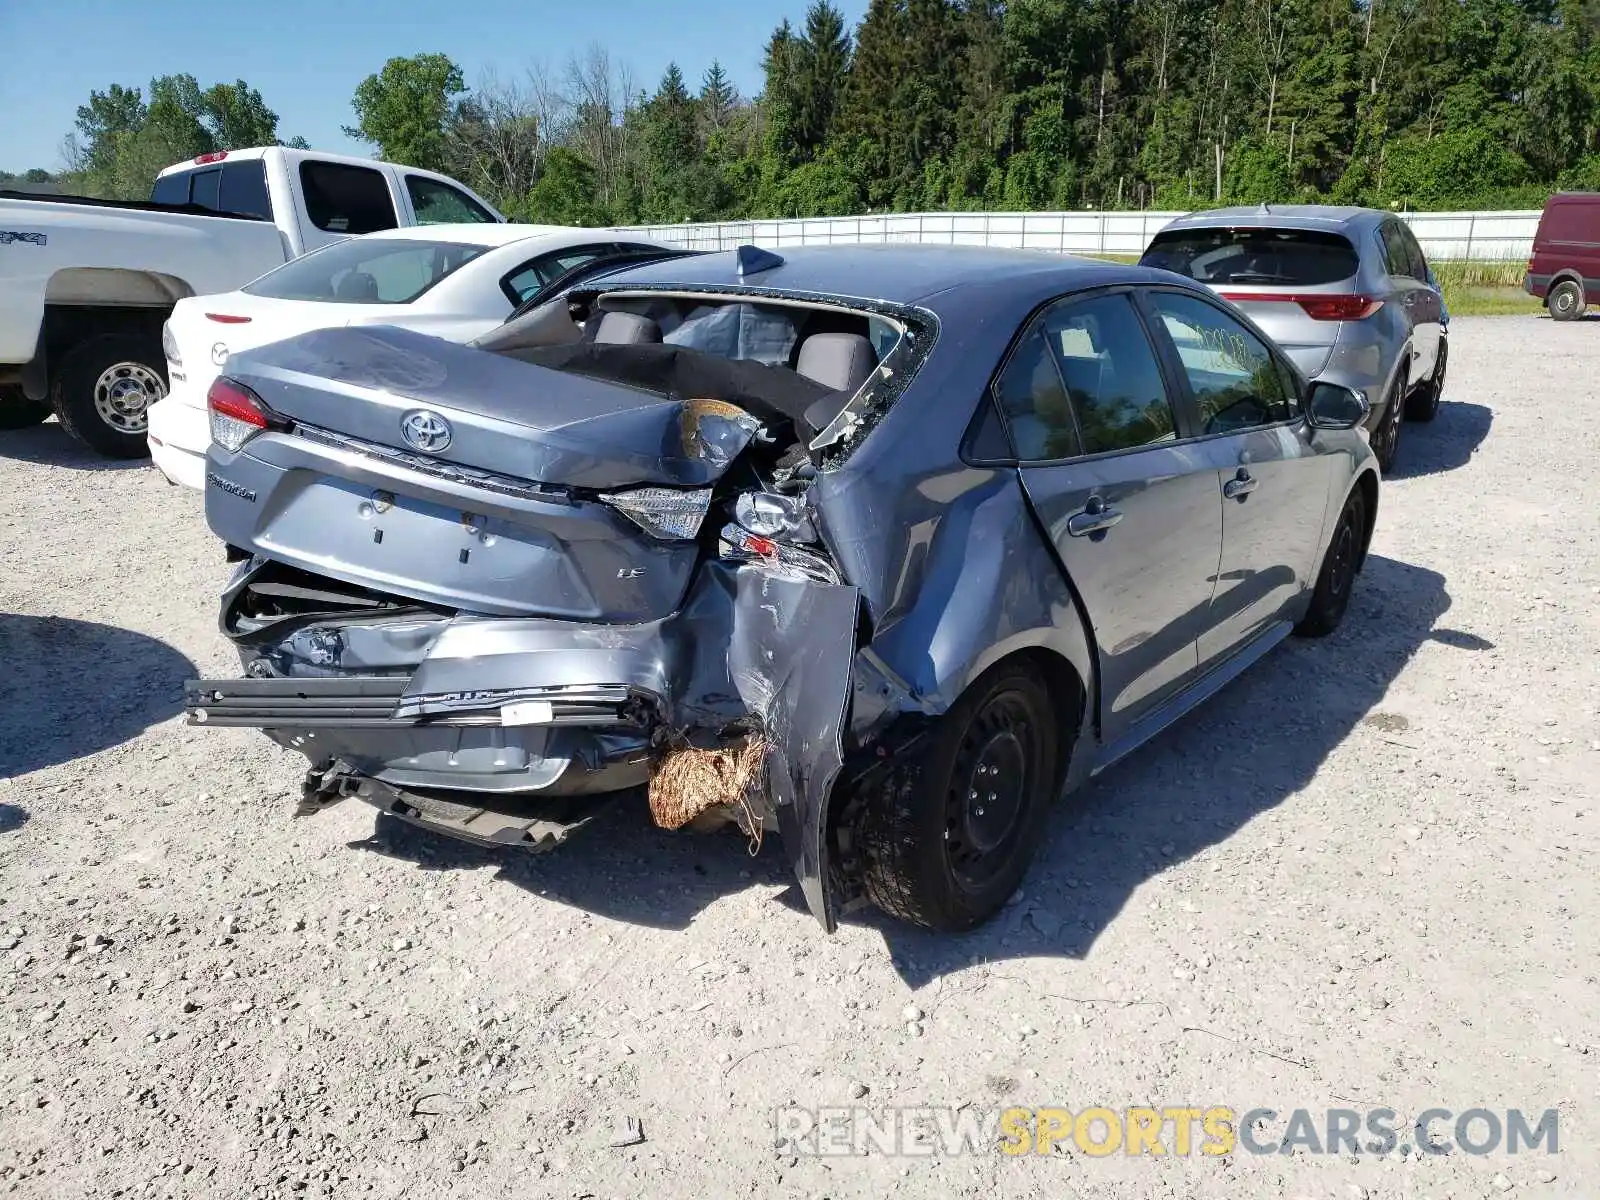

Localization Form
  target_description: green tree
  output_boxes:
[346,53,467,171]
[794,1,852,155]
[524,145,606,224]
[699,60,739,135]
[637,64,708,221]
[201,81,281,150]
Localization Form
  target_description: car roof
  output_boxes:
[1159,205,1388,234]
[589,243,1171,308]
[358,223,615,248]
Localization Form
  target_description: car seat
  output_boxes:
[592,311,663,344]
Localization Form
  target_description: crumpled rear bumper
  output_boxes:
[185,559,861,929]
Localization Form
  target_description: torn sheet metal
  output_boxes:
[721,564,859,931]
[190,555,862,929]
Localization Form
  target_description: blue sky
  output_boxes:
[0,0,866,172]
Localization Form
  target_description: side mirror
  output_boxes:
[1307,381,1370,430]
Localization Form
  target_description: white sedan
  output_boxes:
[147,224,678,489]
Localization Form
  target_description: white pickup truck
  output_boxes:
[0,146,503,457]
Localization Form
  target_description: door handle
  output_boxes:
[1067,498,1123,537]
[1223,468,1258,501]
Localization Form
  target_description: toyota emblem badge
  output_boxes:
[400,409,453,453]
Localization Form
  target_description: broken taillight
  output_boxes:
[208,377,270,453]
[598,487,713,540]
[1219,292,1384,321]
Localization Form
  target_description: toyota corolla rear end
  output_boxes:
[185,303,927,928]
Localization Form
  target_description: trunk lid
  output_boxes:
[205,326,773,621]
[225,325,759,490]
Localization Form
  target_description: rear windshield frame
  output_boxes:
[1141,226,1360,287]
[579,282,939,468]
[242,237,494,305]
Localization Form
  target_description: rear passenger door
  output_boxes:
[1002,291,1225,743]
[1141,289,1333,668]
[1378,220,1441,386]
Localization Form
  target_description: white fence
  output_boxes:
[620,208,1541,262]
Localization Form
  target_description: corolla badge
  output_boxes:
[400,409,453,453]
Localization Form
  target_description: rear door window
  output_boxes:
[218,159,272,220]
[300,162,399,234]
[151,170,193,206]
[501,244,624,304]
[1377,223,1420,281]
[406,175,498,225]
[1395,223,1428,281]
[1148,291,1299,433]
[242,238,492,304]
[995,292,1177,461]
[1142,228,1360,287]
[189,168,222,212]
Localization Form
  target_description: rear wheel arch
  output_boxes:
[969,645,1087,794]
[845,650,1080,930]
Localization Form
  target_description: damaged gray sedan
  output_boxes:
[185,244,1380,933]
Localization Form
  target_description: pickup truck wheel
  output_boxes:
[855,661,1058,932]
[0,385,51,430]
[51,334,167,459]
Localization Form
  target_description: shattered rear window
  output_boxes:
[578,284,938,469]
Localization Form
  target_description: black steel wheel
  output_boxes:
[856,660,1060,931]
[1296,485,1366,638]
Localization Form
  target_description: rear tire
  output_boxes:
[1373,377,1404,474]
[855,660,1060,932]
[1548,279,1585,322]
[1405,340,1445,422]
[50,333,166,459]
[1296,486,1366,638]
[0,385,51,430]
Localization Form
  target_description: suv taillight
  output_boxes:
[1219,292,1384,321]
[208,377,270,453]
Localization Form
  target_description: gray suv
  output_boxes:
[1140,205,1447,473]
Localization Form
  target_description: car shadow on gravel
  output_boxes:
[356,798,795,930]
[0,804,27,833]
[852,553,1477,987]
[0,614,195,779]
[0,422,152,472]
[1388,401,1492,480]
[347,555,1480,977]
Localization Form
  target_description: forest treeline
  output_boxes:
[10,0,1600,220]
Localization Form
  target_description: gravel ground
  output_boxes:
[1,314,1596,1200]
